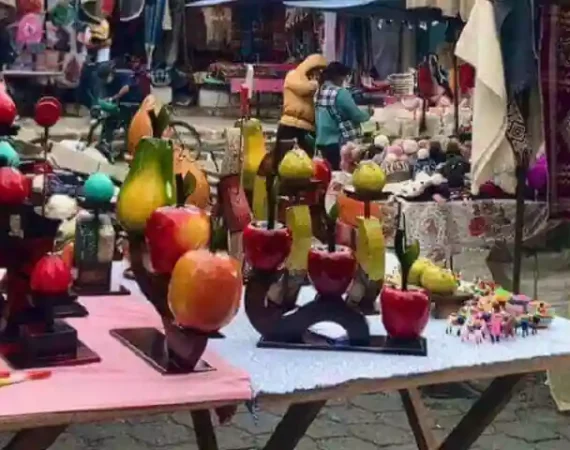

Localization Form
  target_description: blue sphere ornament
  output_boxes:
[84,172,115,204]
[0,141,19,167]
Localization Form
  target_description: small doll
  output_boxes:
[413,148,436,177]
[402,139,419,162]
[340,142,362,173]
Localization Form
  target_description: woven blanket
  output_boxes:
[541,5,570,218]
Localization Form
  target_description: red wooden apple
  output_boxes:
[145,205,211,274]
[308,244,356,296]
[313,157,332,187]
[30,254,72,295]
[34,97,62,128]
[380,286,430,339]
[0,83,17,126]
[0,166,30,205]
[168,249,242,332]
[243,221,292,271]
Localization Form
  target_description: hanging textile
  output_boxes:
[144,0,167,68]
[494,0,537,97]
[203,6,231,50]
[322,12,336,62]
[406,0,475,20]
[370,19,399,79]
[455,0,516,195]
[541,4,570,217]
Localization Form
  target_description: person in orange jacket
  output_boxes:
[277,54,327,155]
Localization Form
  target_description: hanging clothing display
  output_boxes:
[455,0,516,195]
[406,0,475,20]
[322,12,336,62]
[203,6,231,50]
[369,18,399,79]
[144,0,167,68]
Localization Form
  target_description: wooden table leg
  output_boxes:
[262,400,326,450]
[2,425,66,450]
[191,410,219,450]
[438,374,524,450]
[400,388,438,450]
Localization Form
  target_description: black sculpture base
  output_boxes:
[245,272,428,357]
[258,333,427,356]
[54,302,89,318]
[73,284,131,297]
[0,321,100,369]
[110,327,215,375]
[0,292,88,319]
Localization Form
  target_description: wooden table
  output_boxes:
[0,296,252,450]
[209,286,570,450]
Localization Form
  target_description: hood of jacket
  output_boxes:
[296,54,327,76]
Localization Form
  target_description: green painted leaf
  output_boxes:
[328,202,340,223]
[210,219,228,252]
[402,240,420,270]
[183,171,197,198]
[155,106,171,137]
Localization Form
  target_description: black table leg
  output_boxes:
[2,425,66,450]
[191,410,219,450]
[262,400,326,450]
[438,374,524,450]
[400,374,525,450]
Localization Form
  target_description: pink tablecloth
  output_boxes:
[0,297,251,419]
[229,78,284,94]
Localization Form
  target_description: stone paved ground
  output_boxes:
[5,117,570,449]
[1,379,569,450]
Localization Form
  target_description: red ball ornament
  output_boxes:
[30,254,72,295]
[34,97,62,128]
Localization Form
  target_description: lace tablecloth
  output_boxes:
[388,199,548,261]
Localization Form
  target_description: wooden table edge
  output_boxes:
[255,353,570,406]
[0,397,246,432]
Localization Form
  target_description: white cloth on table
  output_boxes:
[455,0,516,195]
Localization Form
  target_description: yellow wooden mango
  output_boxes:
[285,205,312,271]
[242,119,266,191]
[252,175,267,220]
[356,217,385,281]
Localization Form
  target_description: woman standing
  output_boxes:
[315,62,372,170]
[278,54,327,155]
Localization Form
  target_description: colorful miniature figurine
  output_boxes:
[490,312,503,343]
[518,315,530,337]
[502,315,516,339]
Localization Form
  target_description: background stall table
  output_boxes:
[210,287,570,450]
[0,296,251,450]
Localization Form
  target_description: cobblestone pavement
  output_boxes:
[1,378,569,450]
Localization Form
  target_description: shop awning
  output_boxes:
[186,0,281,6]
[186,0,233,6]
[284,0,442,20]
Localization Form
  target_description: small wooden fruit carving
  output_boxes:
[168,249,242,332]
[30,254,72,294]
[127,95,157,155]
